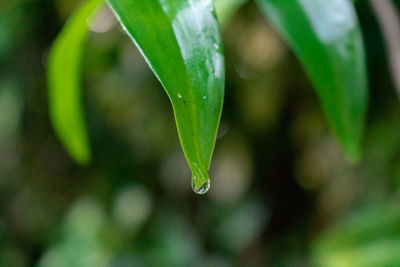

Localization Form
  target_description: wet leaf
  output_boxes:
[256,0,368,160]
[107,0,225,192]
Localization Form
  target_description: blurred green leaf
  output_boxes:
[256,0,368,160]
[214,0,248,27]
[316,239,400,267]
[107,0,225,192]
[313,199,400,267]
[48,0,103,165]
[314,200,400,252]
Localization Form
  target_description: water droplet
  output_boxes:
[191,178,210,195]
[178,94,182,99]
[203,95,207,100]
[213,43,220,50]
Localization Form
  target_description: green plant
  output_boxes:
[313,198,400,267]
[47,0,399,194]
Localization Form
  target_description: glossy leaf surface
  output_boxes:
[107,0,225,192]
[256,0,368,160]
[48,0,102,165]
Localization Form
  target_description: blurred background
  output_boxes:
[1,0,400,266]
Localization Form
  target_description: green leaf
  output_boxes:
[315,239,400,267]
[107,0,225,193]
[48,0,103,165]
[313,200,400,267]
[256,0,368,161]
[214,0,248,27]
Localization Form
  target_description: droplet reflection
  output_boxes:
[191,178,210,195]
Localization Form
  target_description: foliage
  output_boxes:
[47,0,102,165]
[106,0,224,192]
[47,0,372,191]
[256,0,368,160]
[1,0,400,266]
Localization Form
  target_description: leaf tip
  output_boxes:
[343,141,362,163]
[70,145,92,166]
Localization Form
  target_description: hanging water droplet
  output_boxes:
[191,178,210,195]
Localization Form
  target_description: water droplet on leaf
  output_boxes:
[191,178,210,195]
